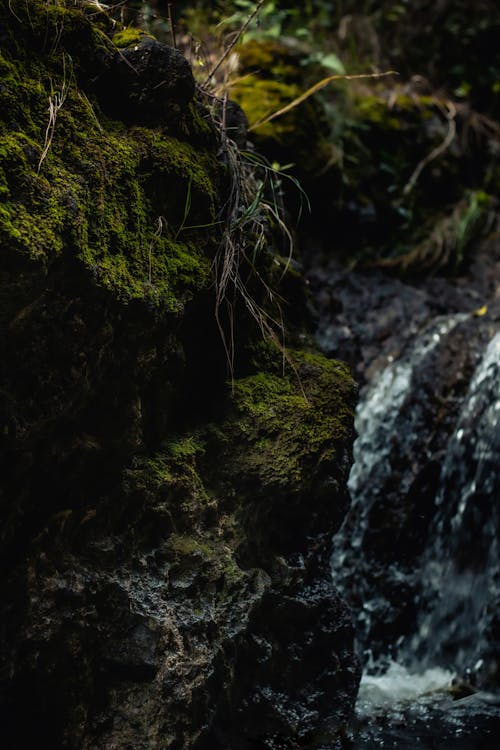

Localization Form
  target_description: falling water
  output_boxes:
[409,332,500,679]
[342,314,467,572]
[331,318,500,747]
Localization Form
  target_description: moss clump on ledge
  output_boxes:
[121,346,355,612]
[112,27,154,48]
[229,351,355,488]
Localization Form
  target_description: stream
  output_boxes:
[312,250,500,748]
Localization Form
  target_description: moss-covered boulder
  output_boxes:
[0,3,359,748]
[0,1,219,311]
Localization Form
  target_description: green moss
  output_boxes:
[0,131,67,263]
[125,440,245,589]
[355,96,403,131]
[185,102,217,144]
[230,75,334,175]
[0,3,221,312]
[112,27,154,48]
[231,76,301,143]
[168,532,244,586]
[229,352,355,488]
[237,40,302,83]
[168,534,210,556]
[230,41,335,176]
[145,134,217,212]
[123,439,213,537]
[354,93,438,131]
[122,349,355,577]
[166,435,206,463]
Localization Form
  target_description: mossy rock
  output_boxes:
[123,346,355,571]
[0,0,222,313]
[236,39,305,84]
[229,351,354,489]
[112,27,155,48]
[1,5,359,746]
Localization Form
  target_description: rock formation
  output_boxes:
[0,2,359,748]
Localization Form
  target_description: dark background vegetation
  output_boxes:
[119,1,500,270]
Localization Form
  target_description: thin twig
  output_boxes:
[201,0,265,88]
[167,2,176,49]
[8,0,22,24]
[37,54,69,174]
[403,100,457,195]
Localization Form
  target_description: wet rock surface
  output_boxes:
[354,690,500,750]
[0,339,360,749]
[308,236,500,385]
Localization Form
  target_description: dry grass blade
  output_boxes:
[249,70,398,131]
[210,109,304,390]
[37,54,69,174]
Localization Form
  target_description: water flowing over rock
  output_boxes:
[310,237,500,746]
[327,291,500,672]
[330,311,499,664]
[411,331,500,680]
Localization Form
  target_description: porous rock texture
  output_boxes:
[0,2,359,748]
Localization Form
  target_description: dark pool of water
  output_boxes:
[352,689,500,749]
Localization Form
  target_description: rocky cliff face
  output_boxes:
[0,2,359,748]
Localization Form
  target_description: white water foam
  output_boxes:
[356,661,455,715]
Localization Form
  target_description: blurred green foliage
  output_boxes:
[116,2,500,269]
[146,0,500,115]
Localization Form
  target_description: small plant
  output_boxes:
[208,101,300,381]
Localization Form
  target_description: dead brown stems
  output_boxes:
[37,54,69,174]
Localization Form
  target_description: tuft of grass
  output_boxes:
[207,94,307,385]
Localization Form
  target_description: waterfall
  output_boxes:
[410,331,500,679]
[330,316,500,745]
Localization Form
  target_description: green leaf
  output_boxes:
[318,53,346,74]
